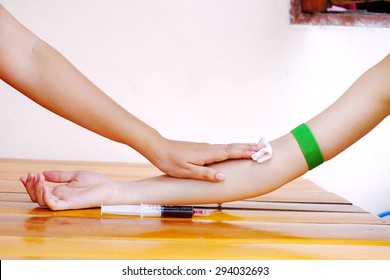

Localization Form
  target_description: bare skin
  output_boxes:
[21,54,390,210]
[0,4,261,182]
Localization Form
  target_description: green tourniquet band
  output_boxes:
[291,123,324,170]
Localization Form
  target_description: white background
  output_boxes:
[0,0,389,214]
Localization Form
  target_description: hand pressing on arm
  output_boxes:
[148,139,261,181]
[0,4,260,182]
[21,54,390,210]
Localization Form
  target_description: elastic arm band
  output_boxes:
[291,123,324,170]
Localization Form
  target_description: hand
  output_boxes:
[20,171,118,210]
[148,138,262,182]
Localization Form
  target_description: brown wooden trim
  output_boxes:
[302,0,330,13]
[291,0,390,27]
[331,0,390,4]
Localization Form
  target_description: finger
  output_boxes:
[35,174,46,206]
[20,176,27,185]
[24,173,37,203]
[20,175,32,200]
[228,142,265,151]
[43,170,77,183]
[200,143,262,164]
[188,165,225,182]
[19,176,30,197]
[222,143,265,159]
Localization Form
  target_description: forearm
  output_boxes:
[0,5,160,155]
[21,41,160,152]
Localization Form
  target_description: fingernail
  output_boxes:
[215,172,226,181]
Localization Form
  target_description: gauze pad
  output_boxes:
[251,138,272,164]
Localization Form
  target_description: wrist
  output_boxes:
[107,181,130,205]
[100,179,122,205]
[127,125,164,159]
[140,132,171,168]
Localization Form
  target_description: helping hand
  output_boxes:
[148,138,262,182]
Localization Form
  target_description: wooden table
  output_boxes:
[0,158,389,260]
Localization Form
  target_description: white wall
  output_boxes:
[1,0,389,215]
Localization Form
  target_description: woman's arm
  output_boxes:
[0,4,260,182]
[21,54,390,210]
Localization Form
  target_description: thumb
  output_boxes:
[189,165,226,182]
[43,170,77,183]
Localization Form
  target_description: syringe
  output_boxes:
[101,204,209,218]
